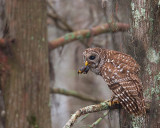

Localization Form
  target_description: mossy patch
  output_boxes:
[147,48,160,64]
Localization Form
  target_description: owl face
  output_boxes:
[83,48,102,69]
[83,51,100,68]
[78,47,105,75]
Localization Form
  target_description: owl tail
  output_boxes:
[112,85,146,116]
[135,96,146,116]
[119,92,145,116]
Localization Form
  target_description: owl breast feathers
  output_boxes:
[82,47,146,116]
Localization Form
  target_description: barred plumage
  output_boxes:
[82,47,146,116]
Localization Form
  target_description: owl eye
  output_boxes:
[89,55,96,60]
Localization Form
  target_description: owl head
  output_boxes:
[78,47,105,74]
[83,47,103,69]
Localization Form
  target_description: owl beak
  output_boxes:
[78,61,90,74]
[85,61,88,66]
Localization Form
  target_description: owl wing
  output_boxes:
[107,50,140,73]
[106,50,143,97]
[101,58,145,115]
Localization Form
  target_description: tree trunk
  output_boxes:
[2,1,51,128]
[129,0,160,127]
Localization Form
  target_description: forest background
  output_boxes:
[0,0,160,128]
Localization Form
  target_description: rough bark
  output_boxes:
[3,1,51,128]
[0,0,6,127]
[129,0,160,128]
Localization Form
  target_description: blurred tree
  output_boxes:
[0,1,51,128]
[129,0,160,127]
[0,0,6,128]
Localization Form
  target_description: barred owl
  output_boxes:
[79,47,146,116]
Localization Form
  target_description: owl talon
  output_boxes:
[107,100,119,107]
[112,100,119,105]
[107,101,112,106]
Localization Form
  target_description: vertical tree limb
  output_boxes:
[4,1,51,128]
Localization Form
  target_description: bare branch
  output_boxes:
[101,0,107,8]
[63,100,121,128]
[89,111,110,128]
[47,13,73,32]
[50,88,104,103]
[47,1,73,32]
[49,22,130,50]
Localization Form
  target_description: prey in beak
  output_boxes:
[78,61,90,74]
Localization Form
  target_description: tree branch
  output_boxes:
[50,88,104,103]
[47,1,73,32]
[89,110,110,128]
[63,100,121,128]
[47,13,74,32]
[48,22,129,50]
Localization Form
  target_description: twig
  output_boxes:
[101,0,108,8]
[89,110,110,128]
[50,88,104,103]
[47,1,73,32]
[49,22,129,50]
[47,13,73,32]
[63,100,121,128]
[75,113,89,125]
